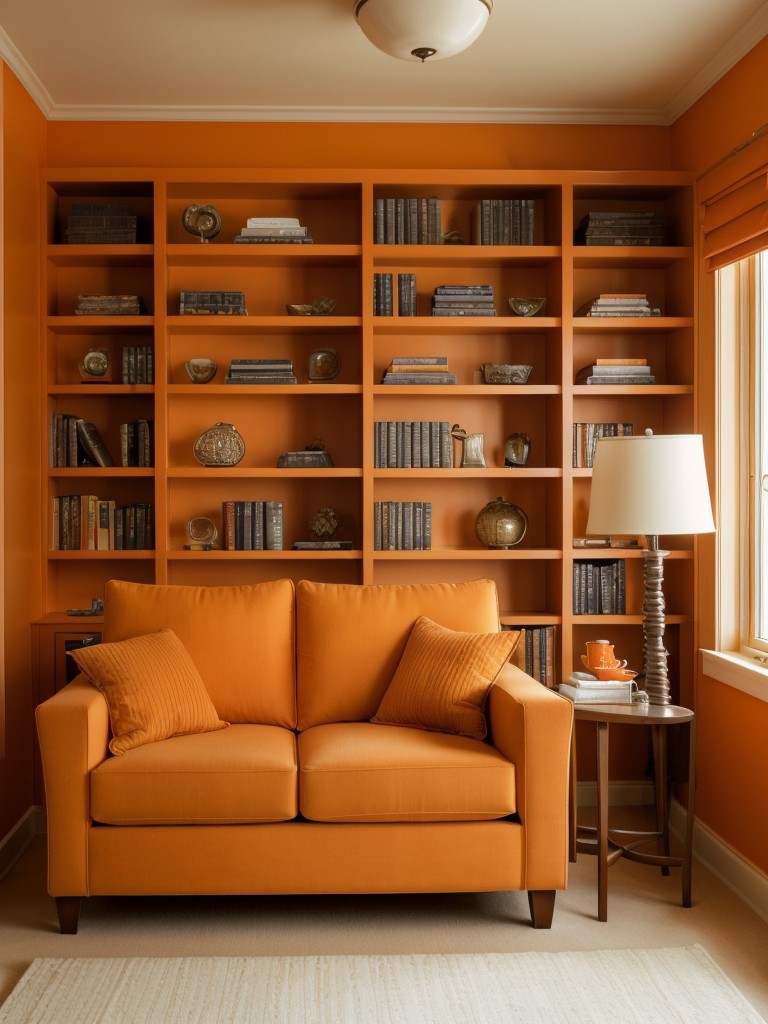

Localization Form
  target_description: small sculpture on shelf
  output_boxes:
[293,506,353,551]
[308,348,341,382]
[508,297,545,317]
[476,496,527,549]
[184,358,218,383]
[451,424,486,468]
[276,438,334,468]
[80,348,109,380]
[193,422,245,467]
[285,296,336,316]
[505,432,531,467]
[182,204,222,243]
[184,517,218,551]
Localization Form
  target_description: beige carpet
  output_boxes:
[0,946,764,1024]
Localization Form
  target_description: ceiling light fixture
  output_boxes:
[354,0,492,62]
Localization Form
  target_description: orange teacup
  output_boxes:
[584,640,623,671]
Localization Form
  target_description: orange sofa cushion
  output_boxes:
[70,628,228,755]
[372,615,519,740]
[296,579,501,730]
[299,722,516,822]
[101,579,296,727]
[91,725,298,825]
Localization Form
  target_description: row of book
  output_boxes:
[373,501,432,551]
[374,198,442,245]
[121,346,154,384]
[503,624,559,688]
[575,211,666,246]
[374,421,453,468]
[222,501,284,550]
[575,358,656,385]
[373,273,419,317]
[432,284,495,317]
[65,203,138,244]
[179,291,247,315]
[225,358,297,385]
[573,559,626,615]
[572,422,634,468]
[50,415,153,468]
[234,216,313,244]
[380,356,457,385]
[75,294,141,316]
[576,293,661,317]
[471,199,536,246]
[51,496,154,550]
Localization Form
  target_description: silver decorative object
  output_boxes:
[505,432,531,467]
[482,363,533,384]
[509,296,545,317]
[182,204,222,243]
[451,424,485,467]
[476,496,527,549]
[193,422,245,467]
[184,358,218,383]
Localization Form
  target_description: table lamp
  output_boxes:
[585,430,715,705]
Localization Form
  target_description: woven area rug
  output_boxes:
[0,945,763,1024]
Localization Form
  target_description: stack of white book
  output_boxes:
[234,217,313,243]
[559,671,635,703]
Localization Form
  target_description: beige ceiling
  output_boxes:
[1,0,767,124]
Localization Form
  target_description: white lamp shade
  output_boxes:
[586,433,715,537]
[354,0,492,61]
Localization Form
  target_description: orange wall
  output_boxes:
[1,65,46,838]
[670,41,768,876]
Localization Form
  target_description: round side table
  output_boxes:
[568,702,696,922]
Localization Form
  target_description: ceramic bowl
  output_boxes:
[482,363,533,385]
[509,296,546,317]
[185,358,218,383]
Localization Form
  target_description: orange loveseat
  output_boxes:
[36,577,573,934]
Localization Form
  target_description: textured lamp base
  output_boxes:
[643,543,671,705]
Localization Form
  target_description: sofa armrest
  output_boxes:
[487,663,573,889]
[35,677,110,895]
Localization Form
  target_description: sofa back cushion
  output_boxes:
[102,579,296,727]
[296,578,501,730]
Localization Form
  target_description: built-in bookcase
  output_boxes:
[38,168,696,697]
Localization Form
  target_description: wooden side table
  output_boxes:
[569,702,696,922]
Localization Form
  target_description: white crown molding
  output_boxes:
[0,25,54,118]
[664,4,768,124]
[42,103,667,125]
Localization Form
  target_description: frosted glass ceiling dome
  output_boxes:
[354,0,493,62]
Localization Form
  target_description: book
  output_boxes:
[75,420,115,467]
[558,681,635,703]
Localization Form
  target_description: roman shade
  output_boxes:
[700,129,768,271]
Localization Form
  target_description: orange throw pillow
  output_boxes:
[70,628,228,754]
[371,616,520,740]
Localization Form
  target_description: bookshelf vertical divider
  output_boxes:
[38,167,696,698]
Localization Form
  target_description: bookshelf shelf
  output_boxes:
[39,167,696,696]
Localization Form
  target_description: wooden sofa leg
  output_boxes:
[527,890,555,929]
[56,896,81,934]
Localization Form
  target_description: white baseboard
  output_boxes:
[0,806,41,881]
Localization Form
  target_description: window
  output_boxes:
[716,250,768,658]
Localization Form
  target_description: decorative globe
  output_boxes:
[476,496,527,549]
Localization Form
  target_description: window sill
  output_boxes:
[700,650,768,703]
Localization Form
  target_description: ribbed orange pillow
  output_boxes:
[371,616,520,740]
[70,629,228,754]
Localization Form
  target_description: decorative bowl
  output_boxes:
[184,358,218,383]
[482,363,533,385]
[509,296,545,317]
[286,296,337,316]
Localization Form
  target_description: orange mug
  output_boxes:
[584,640,626,670]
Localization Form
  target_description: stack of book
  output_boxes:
[120,419,153,467]
[373,501,432,550]
[504,624,559,688]
[234,216,313,244]
[179,291,247,315]
[65,203,137,244]
[380,356,457,385]
[572,421,633,467]
[575,211,666,246]
[576,293,661,317]
[374,421,452,468]
[573,560,626,614]
[222,500,284,550]
[575,358,655,385]
[121,346,154,384]
[76,294,141,316]
[225,358,297,384]
[471,198,536,245]
[51,416,116,468]
[431,284,495,316]
[373,197,442,244]
[558,671,635,703]
[51,495,154,551]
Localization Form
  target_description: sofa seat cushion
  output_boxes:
[298,722,516,823]
[91,725,298,825]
